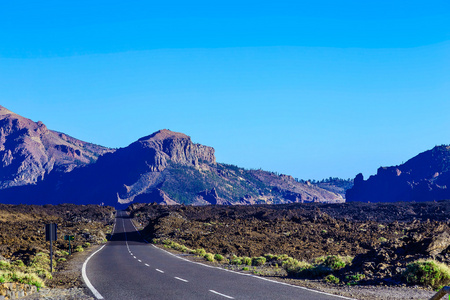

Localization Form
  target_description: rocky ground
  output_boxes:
[0,204,114,299]
[128,201,450,299]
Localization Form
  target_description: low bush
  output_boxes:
[12,260,25,267]
[75,246,84,252]
[0,271,44,288]
[345,273,365,285]
[195,249,206,256]
[251,257,266,266]
[282,258,312,276]
[403,260,450,289]
[230,256,242,265]
[323,255,348,271]
[214,254,224,261]
[242,257,252,266]
[204,253,215,262]
[324,274,339,284]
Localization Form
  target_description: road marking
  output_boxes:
[129,213,353,300]
[209,290,234,299]
[138,259,142,262]
[82,245,106,299]
[174,277,188,282]
[152,245,354,300]
[156,269,164,273]
[145,263,150,267]
[133,256,136,259]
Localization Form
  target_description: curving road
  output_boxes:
[84,211,354,300]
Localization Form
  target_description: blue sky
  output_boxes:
[1,1,449,180]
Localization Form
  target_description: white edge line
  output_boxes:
[174,276,188,282]
[81,210,119,300]
[209,290,234,299]
[151,244,355,300]
[82,245,106,299]
[130,214,354,300]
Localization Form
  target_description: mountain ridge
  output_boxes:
[347,145,450,202]
[0,105,113,189]
[0,105,343,207]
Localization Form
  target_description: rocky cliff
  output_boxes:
[347,145,450,202]
[0,106,343,207]
[0,105,113,189]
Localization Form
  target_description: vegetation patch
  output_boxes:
[403,259,450,289]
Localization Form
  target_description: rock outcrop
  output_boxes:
[0,105,113,188]
[0,106,343,207]
[347,145,450,203]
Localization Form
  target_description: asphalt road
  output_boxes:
[84,211,354,300]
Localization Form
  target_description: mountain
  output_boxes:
[0,110,343,207]
[346,145,450,202]
[0,105,113,189]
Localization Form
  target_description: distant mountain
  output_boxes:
[347,145,450,202]
[0,112,343,207]
[0,105,113,189]
[314,178,353,199]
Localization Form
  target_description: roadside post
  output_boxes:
[64,235,75,255]
[45,223,57,273]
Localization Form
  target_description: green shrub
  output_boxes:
[316,255,352,271]
[214,254,224,261]
[196,249,206,256]
[403,260,450,289]
[251,257,266,266]
[83,242,91,248]
[378,237,388,243]
[264,254,275,260]
[12,260,25,267]
[57,258,67,262]
[57,250,69,256]
[204,253,215,262]
[230,256,242,265]
[30,252,55,269]
[0,271,44,288]
[242,257,252,266]
[324,274,339,284]
[282,258,312,276]
[242,267,249,271]
[345,273,365,285]
[75,246,84,252]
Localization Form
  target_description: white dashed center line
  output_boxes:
[145,264,149,267]
[133,256,136,259]
[174,277,188,282]
[209,290,234,299]
[156,269,164,273]
[138,259,142,262]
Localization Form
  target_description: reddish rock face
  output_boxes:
[0,105,113,188]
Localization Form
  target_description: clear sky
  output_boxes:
[0,1,449,180]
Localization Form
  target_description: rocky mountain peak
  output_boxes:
[0,105,113,189]
[126,129,215,172]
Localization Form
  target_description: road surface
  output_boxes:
[84,211,353,300]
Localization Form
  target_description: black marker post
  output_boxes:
[45,223,57,273]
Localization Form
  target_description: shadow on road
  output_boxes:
[107,213,149,244]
